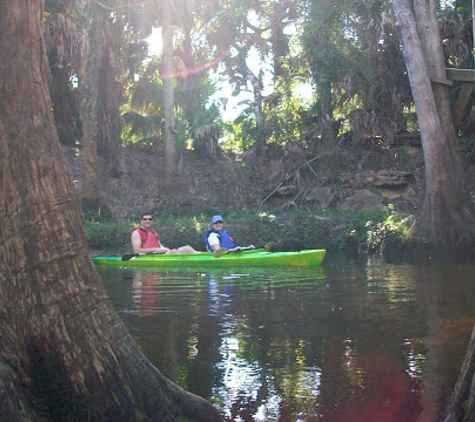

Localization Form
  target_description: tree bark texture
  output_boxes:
[444,327,475,421]
[0,1,221,421]
[78,0,101,212]
[393,0,475,417]
[413,0,462,153]
[163,0,177,176]
[392,0,475,254]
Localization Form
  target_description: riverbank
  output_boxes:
[85,208,408,258]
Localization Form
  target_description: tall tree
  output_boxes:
[45,0,123,216]
[392,0,475,255]
[162,0,177,176]
[44,0,82,147]
[445,327,475,421]
[0,1,221,420]
[302,0,339,150]
[77,0,104,215]
[301,0,410,150]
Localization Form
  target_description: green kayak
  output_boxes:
[93,248,326,267]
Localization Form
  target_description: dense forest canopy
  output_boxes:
[44,0,473,152]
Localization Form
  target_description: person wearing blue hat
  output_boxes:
[204,215,255,257]
[205,215,235,252]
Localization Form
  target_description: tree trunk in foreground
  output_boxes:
[444,326,475,421]
[0,2,221,421]
[392,1,475,420]
[392,0,475,256]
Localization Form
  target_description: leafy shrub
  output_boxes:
[84,220,133,251]
[366,204,414,254]
[83,209,409,255]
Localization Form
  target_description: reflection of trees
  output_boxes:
[413,264,475,421]
[99,264,475,421]
[185,279,224,399]
[223,264,425,421]
[129,271,225,399]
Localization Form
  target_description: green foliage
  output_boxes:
[134,411,148,422]
[366,204,414,254]
[262,97,308,146]
[85,209,404,255]
[121,111,164,145]
[221,114,258,151]
[82,187,420,258]
[220,86,316,152]
[84,220,133,251]
[48,0,468,163]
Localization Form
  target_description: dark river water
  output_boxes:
[97,253,475,422]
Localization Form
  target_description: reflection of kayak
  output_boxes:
[93,248,326,267]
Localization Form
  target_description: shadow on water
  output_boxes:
[97,254,475,422]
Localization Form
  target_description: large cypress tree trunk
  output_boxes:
[0,1,221,421]
[444,327,475,421]
[392,0,475,256]
[392,1,475,416]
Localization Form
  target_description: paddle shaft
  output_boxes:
[122,252,166,261]
[213,243,273,258]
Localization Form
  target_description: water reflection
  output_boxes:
[97,257,475,422]
[132,271,161,315]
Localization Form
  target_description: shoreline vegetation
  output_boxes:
[85,207,411,260]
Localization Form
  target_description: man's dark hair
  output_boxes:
[140,212,153,220]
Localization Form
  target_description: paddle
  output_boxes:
[122,253,146,261]
[122,250,177,261]
[122,252,167,261]
[213,242,274,258]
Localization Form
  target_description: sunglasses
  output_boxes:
[213,221,223,224]
[142,217,153,221]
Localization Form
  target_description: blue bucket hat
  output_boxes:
[211,215,224,224]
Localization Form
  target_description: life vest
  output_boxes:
[132,227,162,248]
[204,227,236,252]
